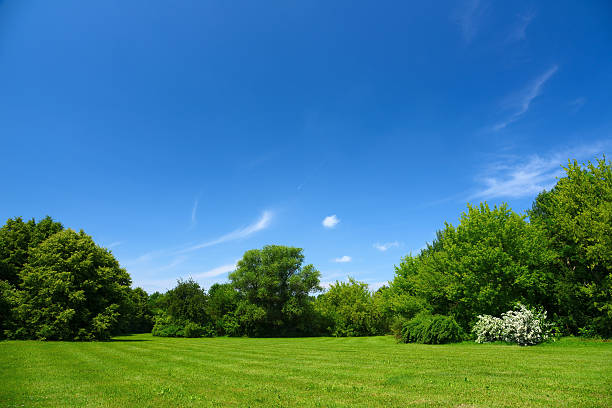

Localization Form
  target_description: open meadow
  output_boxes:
[1,335,610,407]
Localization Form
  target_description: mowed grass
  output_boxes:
[1,335,610,407]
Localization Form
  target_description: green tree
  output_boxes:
[207,282,239,335]
[163,278,209,325]
[229,245,321,336]
[0,216,63,285]
[389,203,557,330]
[315,278,387,336]
[530,157,612,336]
[122,287,154,333]
[9,229,132,340]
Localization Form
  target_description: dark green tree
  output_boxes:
[229,245,321,336]
[0,216,63,285]
[9,229,132,340]
[163,278,209,325]
[529,157,612,336]
[207,282,239,335]
[122,287,154,333]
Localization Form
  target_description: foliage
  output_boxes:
[151,312,185,337]
[163,278,209,326]
[6,229,132,340]
[389,203,557,332]
[121,287,155,333]
[151,312,215,338]
[183,321,206,338]
[473,303,552,346]
[397,313,465,344]
[314,278,387,336]
[229,245,322,336]
[529,157,612,337]
[207,283,239,335]
[0,216,63,285]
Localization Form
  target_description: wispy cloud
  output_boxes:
[569,97,587,114]
[190,198,199,228]
[177,211,273,254]
[493,65,558,131]
[106,241,123,249]
[507,10,536,42]
[322,214,340,228]
[471,142,609,199]
[373,241,400,252]
[453,0,487,44]
[193,262,237,279]
[333,255,352,263]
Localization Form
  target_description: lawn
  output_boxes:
[1,335,610,407]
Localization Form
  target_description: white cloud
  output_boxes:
[569,97,587,113]
[333,255,352,263]
[453,0,487,44]
[107,241,123,249]
[322,214,340,228]
[177,211,273,254]
[194,262,237,279]
[507,11,535,42]
[373,241,400,252]
[368,281,388,292]
[190,198,199,227]
[472,142,610,199]
[493,65,558,131]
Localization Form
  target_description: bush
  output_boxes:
[183,322,205,338]
[152,313,185,337]
[152,313,216,338]
[473,303,552,346]
[398,313,465,344]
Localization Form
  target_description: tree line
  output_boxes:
[0,157,610,340]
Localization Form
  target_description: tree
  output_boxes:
[315,278,387,336]
[229,245,321,336]
[0,216,63,285]
[529,157,612,336]
[389,203,557,331]
[8,229,132,340]
[207,283,239,335]
[163,278,209,325]
[122,287,154,333]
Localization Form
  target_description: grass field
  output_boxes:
[1,334,610,407]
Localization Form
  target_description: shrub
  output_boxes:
[152,313,185,337]
[398,313,465,344]
[183,322,205,338]
[152,313,216,338]
[473,303,552,346]
[314,278,387,337]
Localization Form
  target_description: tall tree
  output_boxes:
[529,157,612,336]
[390,203,557,330]
[0,216,63,285]
[229,245,321,336]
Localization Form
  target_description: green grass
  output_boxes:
[1,335,610,407]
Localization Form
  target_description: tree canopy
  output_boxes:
[388,203,557,331]
[529,157,612,336]
[9,229,132,340]
[229,245,322,336]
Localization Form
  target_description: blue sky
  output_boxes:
[1,0,610,293]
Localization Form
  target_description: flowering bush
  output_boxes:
[472,304,552,346]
